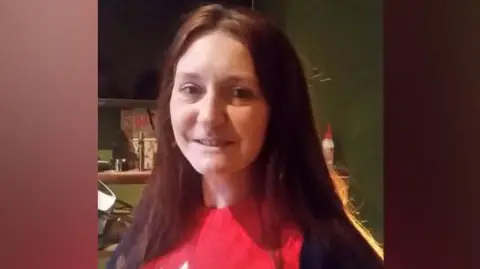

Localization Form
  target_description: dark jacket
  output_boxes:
[299,234,383,269]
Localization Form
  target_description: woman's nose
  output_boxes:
[196,91,227,127]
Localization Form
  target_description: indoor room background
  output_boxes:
[98,0,382,267]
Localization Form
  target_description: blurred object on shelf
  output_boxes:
[98,160,112,172]
[322,123,335,165]
[131,136,157,170]
[114,158,126,172]
[137,131,145,171]
[121,108,157,170]
[121,108,156,139]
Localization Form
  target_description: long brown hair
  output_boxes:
[111,4,383,268]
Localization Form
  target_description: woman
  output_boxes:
[108,4,384,269]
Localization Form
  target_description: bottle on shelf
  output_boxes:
[137,131,145,171]
[322,123,334,166]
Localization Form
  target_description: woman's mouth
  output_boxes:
[193,139,234,147]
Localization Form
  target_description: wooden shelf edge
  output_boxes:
[98,170,151,184]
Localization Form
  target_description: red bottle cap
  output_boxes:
[324,123,332,139]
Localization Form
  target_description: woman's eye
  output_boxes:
[179,85,202,96]
[232,88,255,99]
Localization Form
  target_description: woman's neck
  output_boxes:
[202,170,251,208]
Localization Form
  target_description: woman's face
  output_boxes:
[170,31,269,177]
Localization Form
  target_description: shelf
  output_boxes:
[98,169,151,184]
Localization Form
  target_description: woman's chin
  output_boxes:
[191,161,234,176]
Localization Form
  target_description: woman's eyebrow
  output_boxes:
[175,72,202,81]
[175,71,258,86]
[221,73,259,86]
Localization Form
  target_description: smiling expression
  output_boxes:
[169,31,269,176]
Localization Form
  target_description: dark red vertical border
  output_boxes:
[385,0,479,268]
[0,0,97,268]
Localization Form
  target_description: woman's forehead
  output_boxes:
[175,31,255,78]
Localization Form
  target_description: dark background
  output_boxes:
[99,0,253,99]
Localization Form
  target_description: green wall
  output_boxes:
[258,0,383,240]
[98,107,122,151]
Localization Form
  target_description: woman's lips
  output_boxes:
[193,138,234,147]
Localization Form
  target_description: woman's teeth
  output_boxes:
[195,139,231,147]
